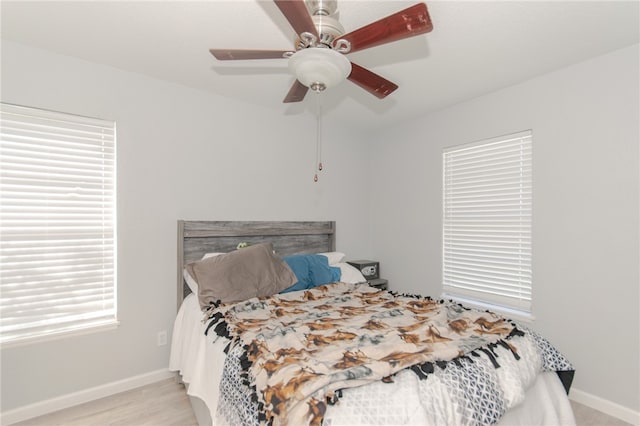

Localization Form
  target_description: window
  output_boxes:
[0,103,117,345]
[442,130,532,316]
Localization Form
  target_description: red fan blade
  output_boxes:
[348,63,398,99]
[274,0,319,40]
[336,3,432,54]
[283,80,309,103]
[210,49,292,60]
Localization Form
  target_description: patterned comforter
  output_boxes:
[204,282,573,426]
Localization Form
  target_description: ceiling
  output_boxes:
[1,1,639,131]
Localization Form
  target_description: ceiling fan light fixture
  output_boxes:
[288,48,351,91]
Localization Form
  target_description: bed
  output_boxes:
[170,220,576,426]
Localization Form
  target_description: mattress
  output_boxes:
[170,293,576,426]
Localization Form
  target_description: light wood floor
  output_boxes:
[12,378,631,426]
[11,379,197,426]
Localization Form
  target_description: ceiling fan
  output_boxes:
[209,0,433,103]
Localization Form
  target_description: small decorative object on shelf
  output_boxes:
[347,260,388,290]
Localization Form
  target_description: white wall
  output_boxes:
[0,40,372,412]
[369,44,639,413]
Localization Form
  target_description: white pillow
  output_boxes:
[317,251,346,265]
[335,262,367,284]
[183,268,199,294]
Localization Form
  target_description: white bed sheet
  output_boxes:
[169,293,576,426]
[170,293,224,420]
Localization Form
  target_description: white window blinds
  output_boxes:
[0,103,117,345]
[442,130,532,314]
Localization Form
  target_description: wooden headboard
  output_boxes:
[177,220,336,309]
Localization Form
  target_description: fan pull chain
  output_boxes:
[314,91,323,182]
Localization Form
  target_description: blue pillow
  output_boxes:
[281,255,313,293]
[308,257,339,286]
[281,254,342,293]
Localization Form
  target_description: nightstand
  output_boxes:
[368,278,388,290]
[346,260,388,290]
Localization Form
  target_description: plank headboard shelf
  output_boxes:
[177,220,336,310]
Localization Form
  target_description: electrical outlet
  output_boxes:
[157,330,167,346]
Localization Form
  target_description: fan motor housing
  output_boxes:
[305,0,338,17]
[295,0,345,49]
[296,15,345,49]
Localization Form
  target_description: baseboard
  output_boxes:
[570,387,640,426]
[1,368,174,426]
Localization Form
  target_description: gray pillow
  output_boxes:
[185,242,296,310]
